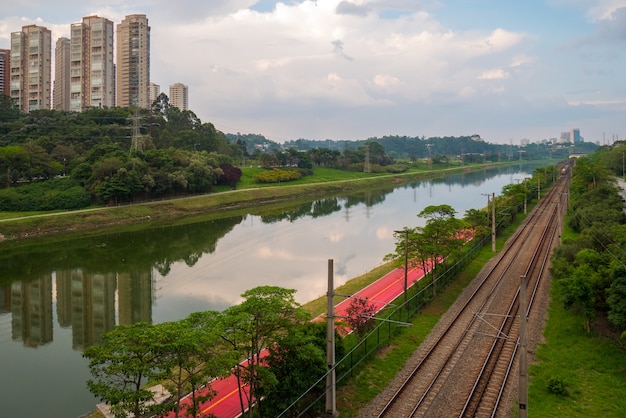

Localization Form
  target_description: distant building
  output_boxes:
[0,49,9,96]
[53,37,70,111]
[148,82,160,105]
[570,128,581,143]
[117,14,150,108]
[10,25,52,112]
[559,132,570,144]
[169,82,188,110]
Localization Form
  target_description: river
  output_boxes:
[0,164,543,417]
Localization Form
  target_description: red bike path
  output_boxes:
[167,262,433,418]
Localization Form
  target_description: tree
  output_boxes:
[216,164,242,188]
[151,92,170,116]
[417,205,465,296]
[607,263,626,339]
[160,312,235,418]
[571,157,612,192]
[260,322,328,417]
[463,208,488,237]
[344,296,378,338]
[220,286,309,418]
[560,263,598,333]
[84,322,169,418]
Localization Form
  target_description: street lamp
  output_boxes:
[394,229,410,306]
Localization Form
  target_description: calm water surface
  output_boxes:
[0,165,541,417]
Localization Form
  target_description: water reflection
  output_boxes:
[0,163,540,350]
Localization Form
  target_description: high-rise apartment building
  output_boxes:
[53,37,70,111]
[66,16,115,112]
[570,128,581,143]
[169,82,188,110]
[0,49,10,97]
[148,82,160,105]
[10,25,52,112]
[117,14,150,109]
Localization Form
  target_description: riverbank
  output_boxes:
[0,163,496,242]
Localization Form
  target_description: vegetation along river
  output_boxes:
[0,163,544,417]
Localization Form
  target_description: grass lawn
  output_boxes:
[527,281,626,418]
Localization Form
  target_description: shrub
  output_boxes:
[253,168,302,184]
[217,164,243,188]
[546,376,568,396]
[0,178,91,211]
[386,164,409,173]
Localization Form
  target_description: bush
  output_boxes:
[217,164,242,188]
[385,163,409,173]
[546,376,568,396]
[0,178,91,211]
[253,168,302,184]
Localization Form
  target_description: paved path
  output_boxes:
[168,263,432,417]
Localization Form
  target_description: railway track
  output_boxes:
[371,176,569,418]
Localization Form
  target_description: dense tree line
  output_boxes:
[0,93,245,209]
[550,151,626,337]
[283,134,589,162]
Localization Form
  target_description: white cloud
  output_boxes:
[586,0,626,21]
[479,69,510,80]
[0,0,624,143]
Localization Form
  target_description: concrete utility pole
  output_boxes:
[519,275,528,418]
[481,193,496,252]
[537,176,541,201]
[363,145,371,173]
[481,193,490,226]
[394,229,410,306]
[491,192,496,252]
[325,260,337,416]
[515,178,527,215]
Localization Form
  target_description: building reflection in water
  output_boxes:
[7,266,154,350]
[11,275,53,347]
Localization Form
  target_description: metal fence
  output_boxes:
[277,232,490,417]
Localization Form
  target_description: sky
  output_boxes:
[1,0,625,144]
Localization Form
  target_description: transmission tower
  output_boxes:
[130,109,142,153]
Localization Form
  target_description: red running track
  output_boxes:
[166,263,432,418]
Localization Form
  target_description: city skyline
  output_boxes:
[0,1,624,144]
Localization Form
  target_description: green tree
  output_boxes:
[160,312,234,418]
[417,204,465,296]
[571,157,612,193]
[607,263,626,339]
[560,263,598,333]
[260,322,328,417]
[220,286,309,418]
[0,145,29,187]
[84,322,169,418]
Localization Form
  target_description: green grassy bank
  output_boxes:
[527,284,626,417]
[0,164,492,242]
